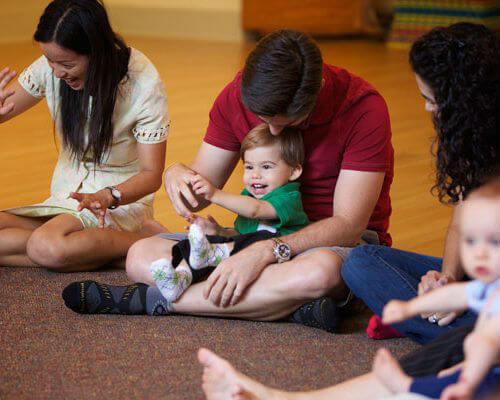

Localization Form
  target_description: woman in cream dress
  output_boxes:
[0,0,169,271]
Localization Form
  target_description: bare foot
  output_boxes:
[372,348,412,394]
[139,219,169,237]
[198,348,279,400]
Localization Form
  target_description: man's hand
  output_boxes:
[70,190,113,228]
[382,299,411,324]
[203,240,274,307]
[191,174,217,201]
[164,163,199,219]
[0,67,16,117]
[418,270,461,325]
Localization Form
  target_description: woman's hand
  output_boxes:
[0,67,17,117]
[418,271,461,325]
[191,174,217,201]
[70,189,113,228]
[164,163,199,219]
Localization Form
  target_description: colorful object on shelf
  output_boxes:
[388,0,500,47]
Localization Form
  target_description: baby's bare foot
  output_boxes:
[198,348,279,400]
[372,348,412,394]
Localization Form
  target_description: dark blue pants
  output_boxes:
[411,367,500,398]
[341,245,477,344]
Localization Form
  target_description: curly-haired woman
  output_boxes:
[342,22,500,345]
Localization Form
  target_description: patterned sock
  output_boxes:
[188,223,230,269]
[62,280,173,316]
[150,258,193,302]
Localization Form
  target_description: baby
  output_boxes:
[373,179,500,400]
[150,123,309,302]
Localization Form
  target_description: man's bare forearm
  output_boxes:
[279,215,361,257]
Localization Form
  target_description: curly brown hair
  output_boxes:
[410,23,500,204]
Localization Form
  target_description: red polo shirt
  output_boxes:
[204,64,394,246]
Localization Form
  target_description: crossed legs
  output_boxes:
[0,211,156,271]
[126,236,346,321]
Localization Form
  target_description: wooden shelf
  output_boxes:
[242,0,365,36]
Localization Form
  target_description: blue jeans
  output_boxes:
[341,245,477,344]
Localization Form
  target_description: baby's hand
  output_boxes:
[440,380,473,400]
[190,174,216,200]
[382,300,410,324]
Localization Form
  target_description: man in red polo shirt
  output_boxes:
[63,30,393,331]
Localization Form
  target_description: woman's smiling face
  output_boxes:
[40,41,89,90]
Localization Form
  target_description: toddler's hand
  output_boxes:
[190,174,216,200]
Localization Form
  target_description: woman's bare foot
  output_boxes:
[372,348,412,394]
[139,219,169,236]
[198,348,280,400]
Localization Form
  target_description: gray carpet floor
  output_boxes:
[0,267,419,399]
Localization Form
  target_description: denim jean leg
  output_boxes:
[341,245,476,344]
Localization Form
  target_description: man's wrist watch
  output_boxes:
[105,186,122,209]
[271,237,291,263]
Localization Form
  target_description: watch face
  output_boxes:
[111,188,121,200]
[278,244,290,259]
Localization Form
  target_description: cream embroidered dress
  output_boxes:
[4,48,169,232]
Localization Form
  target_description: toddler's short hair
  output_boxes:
[240,123,304,168]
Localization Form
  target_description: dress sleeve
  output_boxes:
[18,56,50,98]
[131,68,170,144]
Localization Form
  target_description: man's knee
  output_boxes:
[126,236,171,282]
[295,249,344,298]
[126,239,149,281]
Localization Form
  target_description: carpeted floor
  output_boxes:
[0,267,420,399]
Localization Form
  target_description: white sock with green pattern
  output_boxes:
[150,258,193,302]
[188,224,230,269]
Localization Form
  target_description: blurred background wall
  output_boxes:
[0,0,243,43]
[1,0,396,43]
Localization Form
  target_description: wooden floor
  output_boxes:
[0,36,451,257]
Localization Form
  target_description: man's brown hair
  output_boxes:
[241,29,323,118]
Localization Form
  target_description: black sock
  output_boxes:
[62,281,171,316]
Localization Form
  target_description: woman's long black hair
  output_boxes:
[410,22,500,204]
[34,0,130,165]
